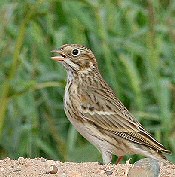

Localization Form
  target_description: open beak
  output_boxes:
[51,50,66,62]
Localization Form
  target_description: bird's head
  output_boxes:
[51,44,98,73]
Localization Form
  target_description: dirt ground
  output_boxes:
[0,157,175,177]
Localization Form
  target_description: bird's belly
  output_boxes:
[64,105,127,156]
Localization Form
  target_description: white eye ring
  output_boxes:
[72,48,80,56]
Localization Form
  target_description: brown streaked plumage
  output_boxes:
[51,44,171,164]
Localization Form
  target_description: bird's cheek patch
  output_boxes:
[64,58,80,70]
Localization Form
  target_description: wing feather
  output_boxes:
[77,86,170,154]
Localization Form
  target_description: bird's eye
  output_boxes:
[72,49,80,56]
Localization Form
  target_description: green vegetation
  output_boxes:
[0,0,175,163]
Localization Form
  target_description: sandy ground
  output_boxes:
[0,157,175,177]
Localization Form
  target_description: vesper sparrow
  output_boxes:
[51,44,171,164]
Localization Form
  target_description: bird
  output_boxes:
[51,44,171,164]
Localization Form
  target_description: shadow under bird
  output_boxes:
[51,44,171,164]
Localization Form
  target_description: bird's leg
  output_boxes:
[102,150,112,164]
[116,156,124,164]
[100,151,114,175]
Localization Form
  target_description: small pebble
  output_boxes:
[18,157,25,165]
[4,157,10,163]
[47,165,58,174]
[127,158,160,177]
[40,157,47,162]
[105,170,113,175]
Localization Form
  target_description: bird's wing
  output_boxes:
[78,86,170,153]
[78,86,142,132]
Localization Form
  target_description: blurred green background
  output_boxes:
[0,0,175,163]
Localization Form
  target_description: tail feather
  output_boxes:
[133,143,172,164]
[114,130,171,155]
